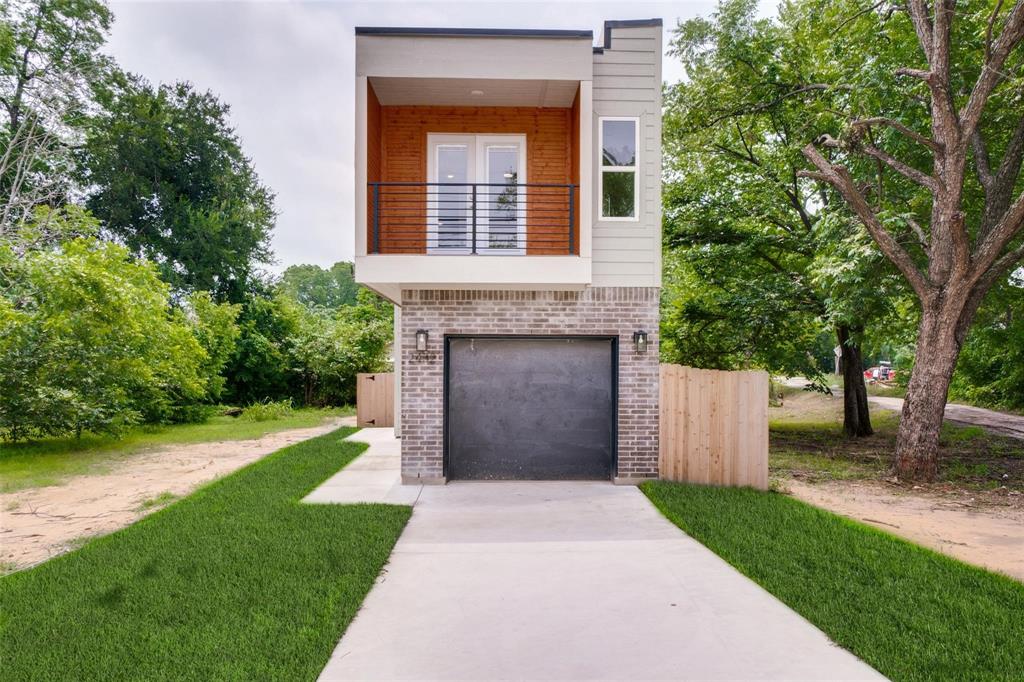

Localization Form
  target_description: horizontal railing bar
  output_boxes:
[374,227,573,232]
[375,240,572,244]
[370,182,577,188]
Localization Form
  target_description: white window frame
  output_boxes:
[598,116,640,222]
[426,133,527,255]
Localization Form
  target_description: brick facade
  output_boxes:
[400,287,659,483]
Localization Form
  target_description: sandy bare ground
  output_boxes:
[785,479,1024,582]
[0,416,354,571]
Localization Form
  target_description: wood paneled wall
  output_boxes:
[367,98,579,255]
[659,364,769,490]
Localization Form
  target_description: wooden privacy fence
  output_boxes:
[356,372,394,428]
[659,365,769,490]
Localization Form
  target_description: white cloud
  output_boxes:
[106,0,777,271]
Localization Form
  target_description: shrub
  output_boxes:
[242,399,294,422]
[0,231,209,440]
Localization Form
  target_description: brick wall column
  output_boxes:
[399,287,659,483]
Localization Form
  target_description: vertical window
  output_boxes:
[599,117,639,220]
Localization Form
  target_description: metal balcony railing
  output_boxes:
[368,182,577,255]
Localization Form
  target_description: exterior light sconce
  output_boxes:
[632,330,649,353]
[415,329,429,352]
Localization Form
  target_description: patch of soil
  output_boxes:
[784,479,1024,583]
[0,417,354,572]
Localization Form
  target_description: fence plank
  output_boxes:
[356,372,395,428]
[658,364,768,490]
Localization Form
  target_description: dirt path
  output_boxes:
[785,479,1024,582]
[0,417,355,571]
[868,396,1024,440]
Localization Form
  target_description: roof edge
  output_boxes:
[593,18,663,54]
[355,26,593,39]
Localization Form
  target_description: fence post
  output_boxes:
[568,185,576,254]
[372,183,380,254]
[471,184,478,254]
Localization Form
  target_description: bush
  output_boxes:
[223,292,303,405]
[0,216,237,440]
[0,236,209,440]
[241,399,294,422]
[289,288,393,406]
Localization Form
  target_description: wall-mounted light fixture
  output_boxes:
[632,330,649,353]
[415,329,429,352]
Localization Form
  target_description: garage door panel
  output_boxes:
[447,337,614,480]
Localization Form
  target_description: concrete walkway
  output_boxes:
[303,428,421,505]
[310,430,882,681]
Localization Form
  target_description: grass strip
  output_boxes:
[0,427,411,680]
[641,481,1024,682]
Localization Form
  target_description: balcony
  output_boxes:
[354,42,594,298]
[368,182,577,255]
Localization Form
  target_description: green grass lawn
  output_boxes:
[0,407,349,492]
[0,426,411,680]
[769,389,1024,491]
[641,481,1024,682]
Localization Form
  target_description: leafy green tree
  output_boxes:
[796,0,1024,478]
[662,1,905,436]
[222,289,303,405]
[289,289,393,406]
[80,74,275,301]
[277,261,359,310]
[185,290,240,403]
[0,220,208,440]
[0,0,112,232]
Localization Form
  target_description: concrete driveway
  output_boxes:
[313,435,882,681]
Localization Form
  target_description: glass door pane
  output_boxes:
[436,145,470,250]
[484,146,520,251]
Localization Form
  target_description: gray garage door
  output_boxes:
[446,337,615,480]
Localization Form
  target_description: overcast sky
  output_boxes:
[105,0,774,272]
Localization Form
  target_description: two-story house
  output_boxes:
[353,19,662,484]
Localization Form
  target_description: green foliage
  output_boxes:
[290,288,394,406]
[241,399,294,422]
[80,74,275,301]
[278,261,359,310]
[0,232,208,440]
[0,0,113,220]
[225,281,393,407]
[185,291,241,402]
[660,0,905,383]
[949,275,1024,410]
[0,427,412,679]
[223,290,304,405]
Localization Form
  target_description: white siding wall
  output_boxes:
[591,25,662,287]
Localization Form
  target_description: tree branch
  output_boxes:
[960,0,1024,139]
[894,67,932,81]
[974,190,1024,279]
[905,0,935,61]
[859,142,941,190]
[905,214,930,250]
[971,129,994,190]
[852,117,942,153]
[986,0,1007,63]
[801,143,932,299]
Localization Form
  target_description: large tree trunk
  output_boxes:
[837,324,873,438]
[894,285,981,480]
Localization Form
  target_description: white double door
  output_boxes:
[427,134,526,254]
